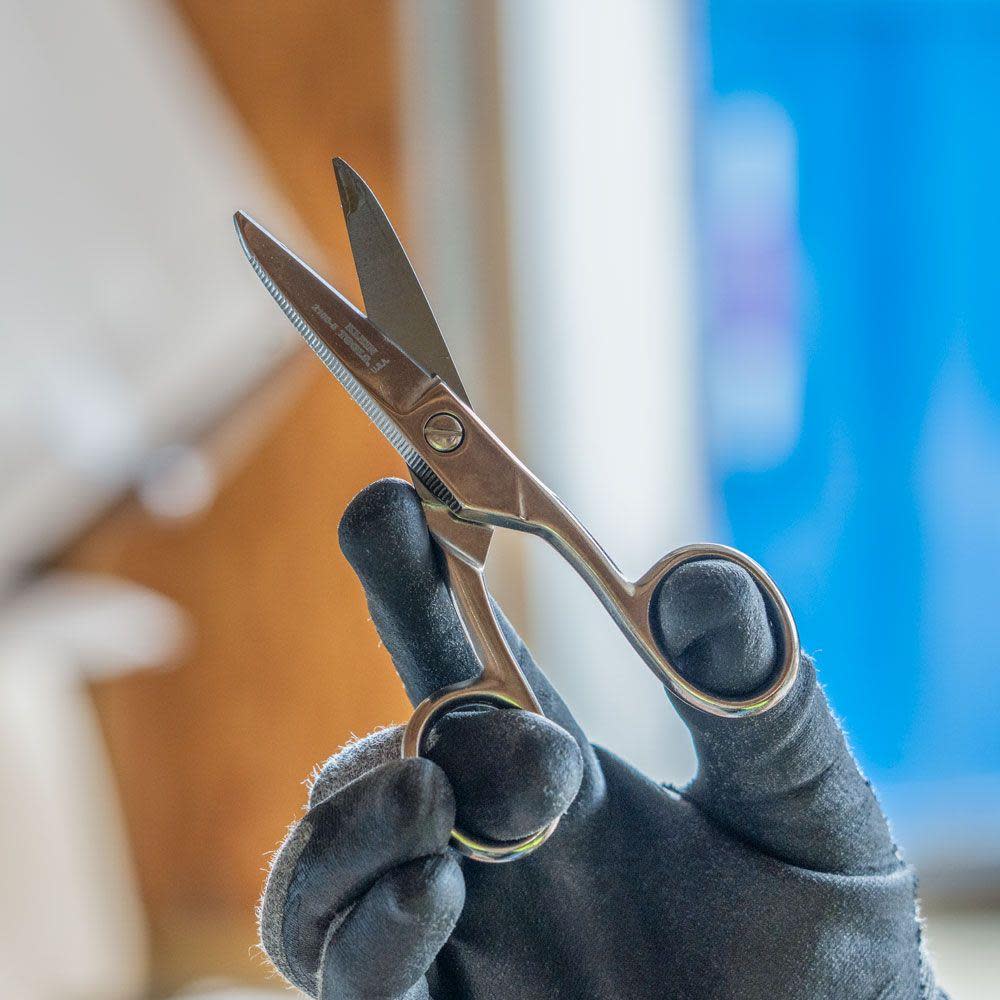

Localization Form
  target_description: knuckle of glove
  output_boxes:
[424,707,584,842]
[302,757,456,867]
[309,725,404,807]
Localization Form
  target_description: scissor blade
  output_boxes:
[333,158,470,406]
[234,210,460,511]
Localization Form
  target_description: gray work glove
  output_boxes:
[259,478,945,1000]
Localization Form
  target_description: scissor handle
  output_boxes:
[516,487,800,717]
[454,467,801,717]
[468,480,800,717]
[629,542,800,717]
[400,545,561,863]
[383,385,800,719]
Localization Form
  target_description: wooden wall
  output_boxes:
[61,2,412,991]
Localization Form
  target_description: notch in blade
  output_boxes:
[234,210,461,513]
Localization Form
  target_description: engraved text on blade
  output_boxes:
[311,303,390,374]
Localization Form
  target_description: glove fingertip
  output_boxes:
[653,558,778,698]
[338,477,431,583]
[427,708,584,842]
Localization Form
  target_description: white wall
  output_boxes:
[496,0,705,779]
[400,0,704,779]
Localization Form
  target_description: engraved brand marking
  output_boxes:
[312,302,338,331]
[311,304,390,374]
[344,322,376,355]
[336,325,371,364]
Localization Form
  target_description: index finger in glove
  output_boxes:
[338,479,574,725]
[653,558,900,876]
[337,478,595,819]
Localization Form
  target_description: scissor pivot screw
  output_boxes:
[423,412,464,452]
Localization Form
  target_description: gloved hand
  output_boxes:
[259,478,946,1000]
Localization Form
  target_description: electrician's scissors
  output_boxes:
[235,158,799,863]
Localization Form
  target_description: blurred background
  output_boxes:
[1,0,997,997]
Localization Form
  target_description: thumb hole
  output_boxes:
[424,707,583,842]
[652,558,781,699]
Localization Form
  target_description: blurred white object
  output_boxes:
[0,572,187,1000]
[0,0,293,995]
[139,444,219,521]
[921,909,1000,1000]
[0,0,298,597]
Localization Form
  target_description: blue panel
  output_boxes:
[698,0,1000,853]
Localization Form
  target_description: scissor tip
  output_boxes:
[333,157,365,215]
[332,156,355,179]
[232,211,264,263]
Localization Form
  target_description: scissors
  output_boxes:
[235,158,799,863]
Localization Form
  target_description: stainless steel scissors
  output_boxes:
[235,158,799,863]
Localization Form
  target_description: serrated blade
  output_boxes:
[333,157,470,406]
[234,210,460,512]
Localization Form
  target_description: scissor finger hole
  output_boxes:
[422,699,498,753]
[642,544,799,716]
[402,691,561,862]
[410,691,520,756]
[651,556,788,699]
